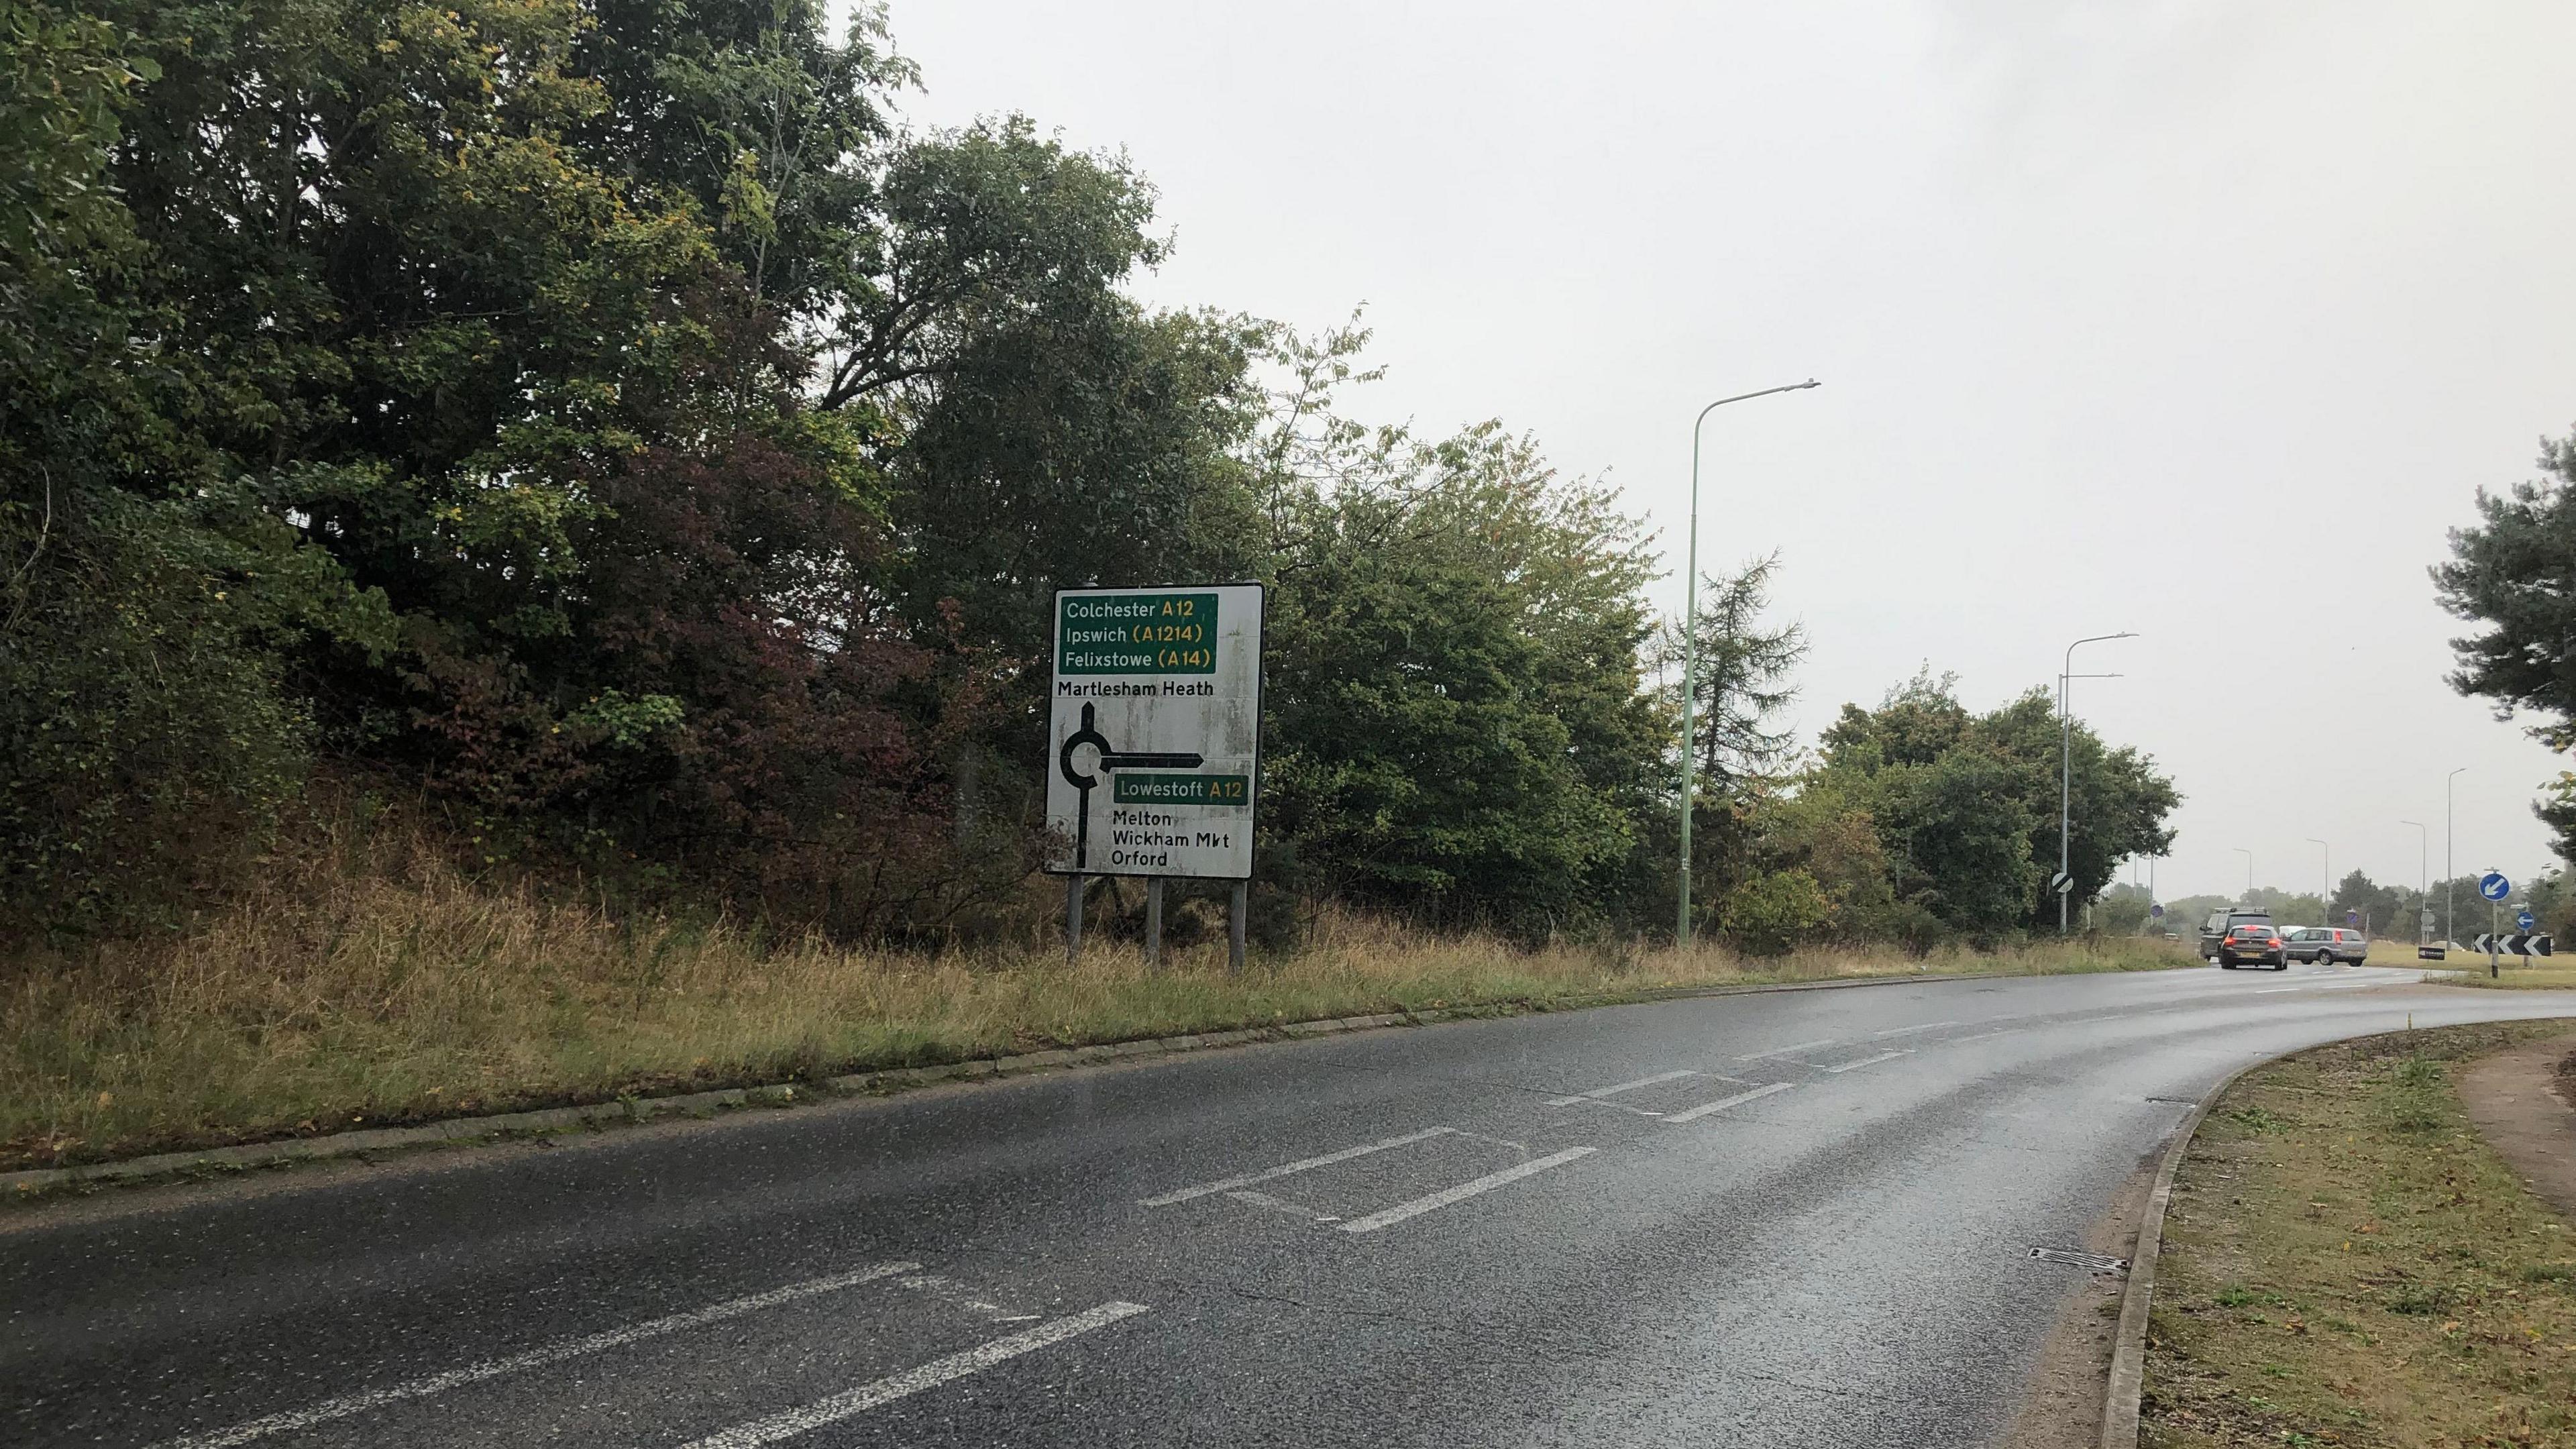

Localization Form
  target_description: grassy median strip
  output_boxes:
[2141,1022,2576,1448]
[0,847,2194,1171]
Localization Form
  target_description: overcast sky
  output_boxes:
[875,0,2576,906]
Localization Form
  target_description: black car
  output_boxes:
[2198,906,2274,959]
[2216,922,2288,969]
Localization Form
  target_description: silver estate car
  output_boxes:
[2282,926,2369,965]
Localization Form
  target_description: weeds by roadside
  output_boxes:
[2141,1022,2576,1448]
[0,826,2190,1172]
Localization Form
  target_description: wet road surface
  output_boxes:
[5,961,2569,1447]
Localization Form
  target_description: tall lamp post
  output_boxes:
[2233,847,2254,899]
[1676,379,1821,948]
[2057,632,2137,932]
[2446,768,2466,945]
[2400,820,2427,942]
[2307,837,2330,923]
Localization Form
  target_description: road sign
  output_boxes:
[1047,584,1263,879]
[2518,908,2536,932]
[2345,910,2359,927]
[2420,908,2436,937]
[2049,870,2073,896]
[2473,932,2498,953]
[2479,871,2510,902]
[2149,902,2164,918]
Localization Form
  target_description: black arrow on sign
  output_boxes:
[1058,702,1205,870]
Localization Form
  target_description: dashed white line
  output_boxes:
[1736,1037,1839,1061]
[149,1260,922,1449]
[1872,1020,1960,1038]
[2253,987,2298,994]
[1543,1068,1701,1106]
[1140,1126,1455,1206]
[676,1301,1152,1449]
[1663,1081,1796,1122]
[1820,1049,1913,1073]
[1336,1147,1599,1234]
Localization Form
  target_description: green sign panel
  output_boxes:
[1112,772,1251,808]
[1057,592,1220,675]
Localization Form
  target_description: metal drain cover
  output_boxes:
[2029,1247,2127,1273]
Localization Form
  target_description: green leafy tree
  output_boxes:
[1252,325,1665,932]
[2434,428,2576,859]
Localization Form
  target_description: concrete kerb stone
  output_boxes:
[1,964,2094,1197]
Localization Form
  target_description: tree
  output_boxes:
[2434,427,2576,859]
[1250,327,1666,932]
[1662,551,1805,790]
[1807,671,2178,941]
[1,0,333,934]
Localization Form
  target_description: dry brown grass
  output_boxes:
[2142,1024,2576,1448]
[0,818,2195,1171]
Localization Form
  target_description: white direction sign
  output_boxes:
[1046,584,1263,879]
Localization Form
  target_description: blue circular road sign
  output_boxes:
[2518,909,2536,931]
[2479,871,2511,902]
[2149,902,2164,918]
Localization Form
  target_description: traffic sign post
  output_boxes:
[2479,872,2510,978]
[1049,584,1264,971]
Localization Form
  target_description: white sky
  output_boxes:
[875,0,2576,904]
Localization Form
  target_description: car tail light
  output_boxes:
[2267,937,2282,948]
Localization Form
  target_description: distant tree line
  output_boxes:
[0,0,2180,951]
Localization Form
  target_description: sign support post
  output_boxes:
[1229,881,1248,974]
[2478,870,2512,979]
[1144,878,1165,969]
[1066,874,1085,961]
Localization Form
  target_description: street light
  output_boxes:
[2447,768,2466,945]
[2307,837,2329,924]
[1676,379,1821,948]
[2057,633,2137,933]
[2400,820,2426,943]
[2233,847,2254,899]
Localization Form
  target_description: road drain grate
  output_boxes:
[2029,1247,2127,1273]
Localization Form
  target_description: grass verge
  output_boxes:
[1,830,2194,1172]
[2141,1022,2576,1448]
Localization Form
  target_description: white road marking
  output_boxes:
[1820,1049,1913,1073]
[1872,1020,1960,1038]
[1225,1188,1340,1223]
[1736,1037,1838,1061]
[1336,1147,1599,1234]
[150,1260,921,1449]
[1140,1127,1455,1206]
[2253,987,2298,994]
[677,1301,1152,1449]
[1663,1081,1797,1122]
[1543,1068,1701,1106]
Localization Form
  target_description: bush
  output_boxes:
[1719,868,1833,957]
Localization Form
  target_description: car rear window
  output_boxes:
[2231,925,2270,936]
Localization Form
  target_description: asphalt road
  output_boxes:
[6,961,2571,1448]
